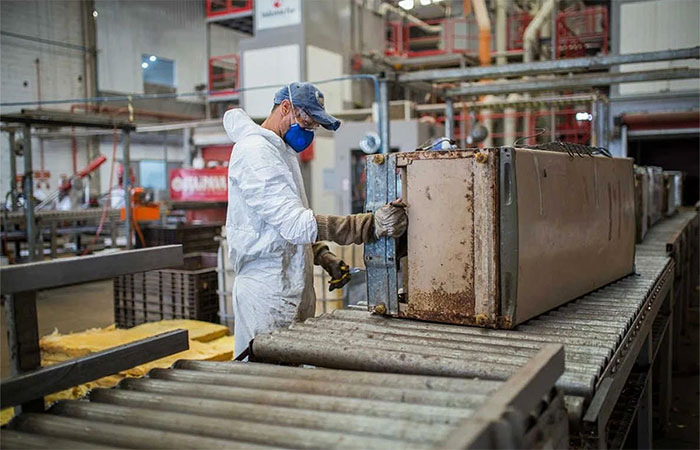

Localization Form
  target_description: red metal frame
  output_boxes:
[208,53,240,96]
[384,6,608,61]
[507,11,532,51]
[557,6,608,58]
[437,108,592,146]
[205,0,252,18]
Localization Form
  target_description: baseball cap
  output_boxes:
[274,82,341,131]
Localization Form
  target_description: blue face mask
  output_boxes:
[282,84,314,153]
[284,123,314,153]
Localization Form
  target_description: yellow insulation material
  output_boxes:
[1,320,233,427]
[40,320,228,356]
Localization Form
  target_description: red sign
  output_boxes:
[169,168,228,202]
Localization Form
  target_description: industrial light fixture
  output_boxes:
[92,10,98,17]
[141,62,149,69]
[419,0,431,5]
[398,0,414,10]
[149,55,157,62]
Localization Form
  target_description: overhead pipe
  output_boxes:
[524,0,555,63]
[471,0,491,66]
[495,0,508,66]
[397,46,700,82]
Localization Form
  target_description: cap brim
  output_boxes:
[307,106,341,131]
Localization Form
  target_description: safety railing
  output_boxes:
[205,0,252,18]
[208,54,240,97]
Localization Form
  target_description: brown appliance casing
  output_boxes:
[397,147,636,328]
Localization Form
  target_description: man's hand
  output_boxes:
[316,250,351,291]
[374,199,408,239]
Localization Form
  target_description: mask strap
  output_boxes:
[287,84,298,125]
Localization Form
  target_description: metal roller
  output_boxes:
[270,328,533,366]
[298,316,611,356]
[11,413,263,449]
[174,360,502,394]
[51,401,423,450]
[120,378,474,424]
[251,332,518,381]
[0,429,119,450]
[287,323,604,366]
[147,368,490,409]
[293,319,611,358]
[321,313,619,345]
[90,389,453,444]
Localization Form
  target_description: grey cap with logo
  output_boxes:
[273,82,341,131]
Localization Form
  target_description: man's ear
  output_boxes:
[279,99,291,115]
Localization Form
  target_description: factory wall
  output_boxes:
[0,0,87,110]
[614,0,700,96]
[0,0,88,202]
[96,0,219,100]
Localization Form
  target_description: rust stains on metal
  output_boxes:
[396,150,477,166]
[401,286,479,326]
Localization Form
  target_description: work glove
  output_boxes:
[313,243,351,292]
[373,199,408,239]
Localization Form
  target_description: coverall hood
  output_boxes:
[223,108,284,147]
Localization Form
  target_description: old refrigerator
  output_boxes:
[365,147,636,328]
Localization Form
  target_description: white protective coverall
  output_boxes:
[223,109,317,358]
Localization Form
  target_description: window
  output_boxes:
[139,160,167,192]
[141,54,175,93]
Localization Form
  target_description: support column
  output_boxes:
[123,131,132,249]
[379,79,390,154]
[22,124,37,261]
[8,130,18,210]
[636,334,653,449]
[4,292,43,412]
[445,98,454,141]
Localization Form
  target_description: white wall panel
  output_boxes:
[0,0,85,110]
[242,44,300,118]
[309,135,336,214]
[95,0,207,98]
[619,0,700,95]
[306,45,349,113]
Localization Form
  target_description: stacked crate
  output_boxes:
[139,223,222,253]
[114,253,219,328]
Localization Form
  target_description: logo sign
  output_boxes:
[256,0,301,31]
[169,168,228,202]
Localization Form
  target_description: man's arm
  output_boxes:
[315,200,408,245]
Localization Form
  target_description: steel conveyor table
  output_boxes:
[2,346,568,449]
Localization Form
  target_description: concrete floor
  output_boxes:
[0,280,697,448]
[1,280,113,379]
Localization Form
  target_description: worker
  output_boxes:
[224,82,408,359]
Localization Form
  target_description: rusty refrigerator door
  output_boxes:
[366,147,636,328]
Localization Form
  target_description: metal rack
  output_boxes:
[0,245,184,412]
[1,110,136,261]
